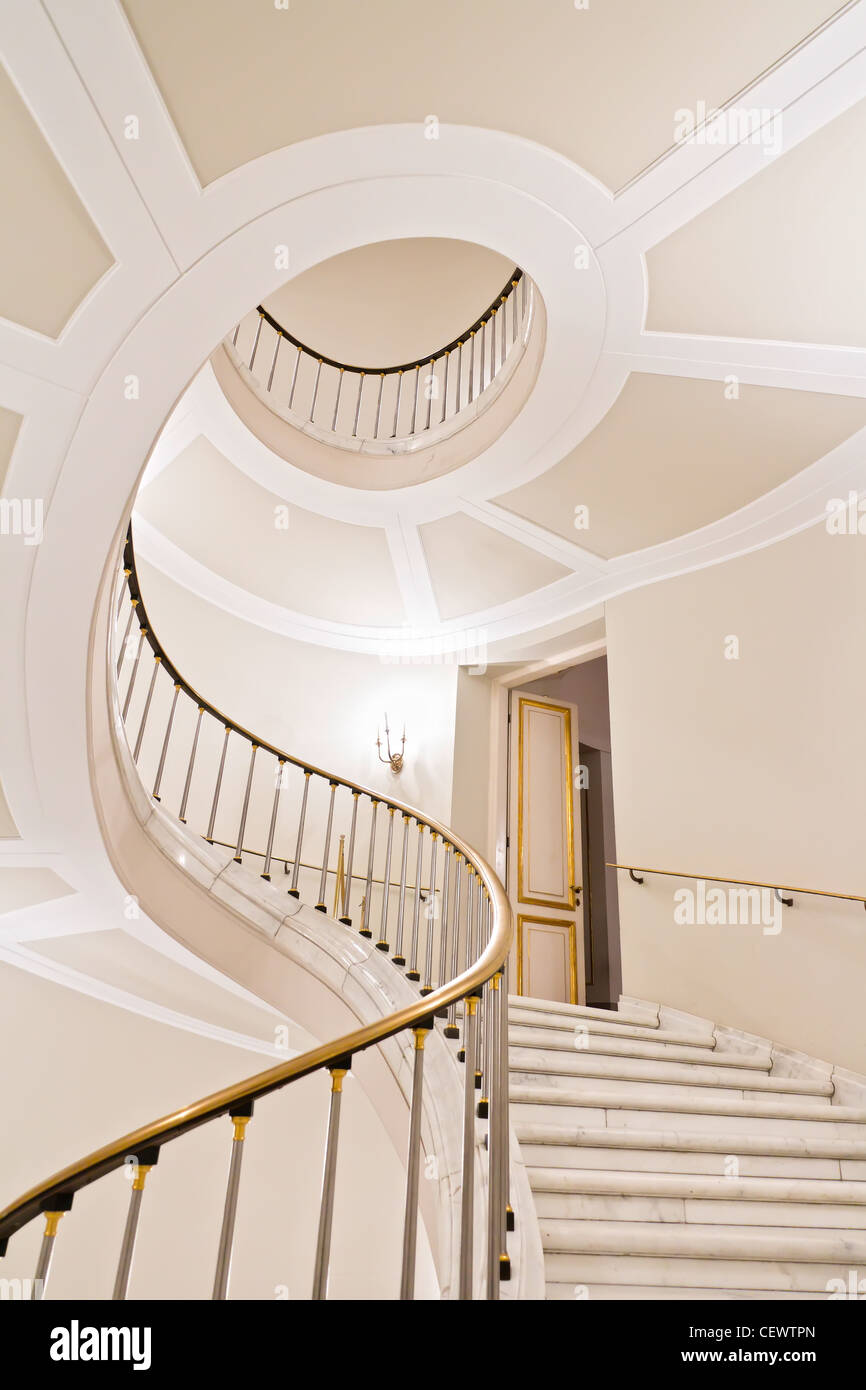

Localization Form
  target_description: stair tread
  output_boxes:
[508,995,663,1029]
[514,1121,866,1159]
[510,1084,857,1121]
[508,1010,708,1049]
[509,1049,822,1092]
[526,1167,866,1204]
[538,1218,866,1260]
[544,1282,828,1301]
[509,1025,769,1068]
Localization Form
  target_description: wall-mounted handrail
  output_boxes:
[227,267,531,451]
[0,528,514,1302]
[609,862,866,908]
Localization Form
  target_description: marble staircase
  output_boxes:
[510,994,866,1300]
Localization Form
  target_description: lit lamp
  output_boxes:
[376,714,406,774]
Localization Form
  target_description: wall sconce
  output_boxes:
[377,713,406,774]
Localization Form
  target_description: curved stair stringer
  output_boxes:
[88,539,544,1301]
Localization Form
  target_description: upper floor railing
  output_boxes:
[226,268,531,453]
[0,528,514,1301]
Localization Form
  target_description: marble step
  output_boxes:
[539,1217,866,1263]
[509,1049,832,1096]
[508,1025,768,1069]
[509,1008,710,1050]
[528,1164,866,1203]
[544,1250,865,1295]
[544,1281,830,1301]
[510,1088,866,1139]
[533,1190,866,1229]
[508,995,662,1031]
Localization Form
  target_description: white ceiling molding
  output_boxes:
[600,2,866,249]
[459,498,608,574]
[386,519,441,628]
[610,335,866,397]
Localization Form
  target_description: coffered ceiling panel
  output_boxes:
[496,373,866,559]
[0,867,74,915]
[135,435,406,625]
[420,512,569,620]
[121,0,843,190]
[0,63,112,337]
[647,96,866,348]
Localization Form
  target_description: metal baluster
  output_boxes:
[116,596,137,675]
[458,993,480,1300]
[261,758,285,880]
[373,372,385,438]
[479,321,486,395]
[152,683,180,800]
[352,372,365,437]
[113,1148,159,1300]
[473,877,484,1090]
[486,968,502,1299]
[406,823,425,980]
[178,706,205,823]
[392,369,404,437]
[360,799,379,937]
[458,868,475,1064]
[339,792,360,925]
[288,345,302,410]
[399,1021,432,1300]
[309,358,323,422]
[468,331,476,403]
[133,655,161,761]
[266,331,282,391]
[121,625,147,721]
[248,313,264,371]
[440,351,450,424]
[232,742,258,862]
[392,814,411,965]
[206,725,231,843]
[376,806,396,950]
[212,1103,253,1300]
[424,359,435,430]
[455,340,463,413]
[521,272,527,320]
[410,364,421,434]
[312,1061,350,1300]
[231,321,241,347]
[332,368,344,431]
[444,855,463,1038]
[500,296,507,368]
[420,833,439,994]
[31,1196,72,1300]
[478,969,494,1121]
[316,781,338,910]
[500,952,514,1271]
[289,770,312,898]
[490,308,498,380]
[116,568,131,622]
[511,280,519,344]
[435,846,453,1018]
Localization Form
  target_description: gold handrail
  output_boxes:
[608,862,865,905]
[0,787,511,1244]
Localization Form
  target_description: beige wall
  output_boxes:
[0,962,436,1299]
[606,520,866,1070]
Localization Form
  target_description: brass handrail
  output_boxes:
[0,528,514,1279]
[255,267,523,377]
[609,862,866,906]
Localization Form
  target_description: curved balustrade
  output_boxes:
[0,528,514,1301]
[226,268,530,452]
